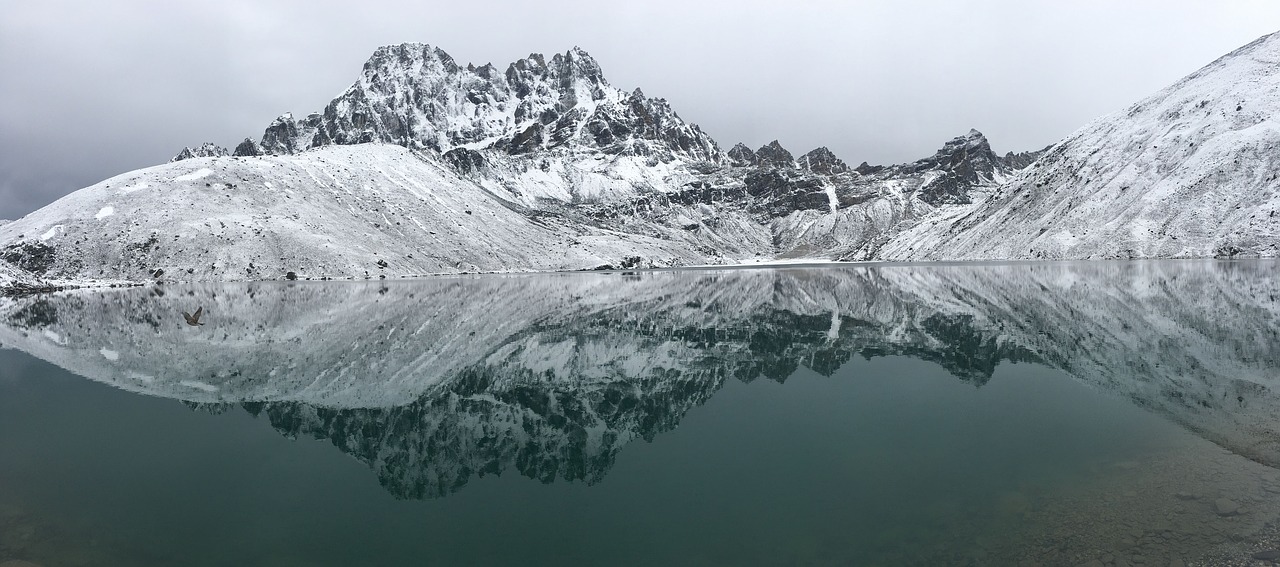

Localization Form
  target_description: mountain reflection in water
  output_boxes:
[0,261,1276,501]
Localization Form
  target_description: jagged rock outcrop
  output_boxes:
[256,44,721,164]
[908,129,1004,205]
[170,143,228,162]
[1000,148,1046,170]
[754,140,794,168]
[798,147,849,175]
[232,138,262,157]
[855,161,884,175]
[727,142,758,166]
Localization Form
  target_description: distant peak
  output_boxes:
[549,47,605,85]
[362,43,458,75]
[171,142,227,162]
[799,146,849,175]
[933,129,993,155]
[514,52,547,70]
[755,140,794,167]
[727,143,758,166]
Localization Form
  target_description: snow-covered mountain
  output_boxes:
[0,44,1036,285]
[1,262,1276,498]
[3,31,1277,286]
[252,44,722,162]
[882,32,1280,260]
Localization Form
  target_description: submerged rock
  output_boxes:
[1214,498,1241,516]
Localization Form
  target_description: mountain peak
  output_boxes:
[364,43,458,74]
[248,42,720,163]
[907,129,1007,205]
[755,140,794,167]
[547,46,607,87]
[798,146,849,175]
[727,143,758,166]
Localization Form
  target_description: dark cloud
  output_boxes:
[2,0,1277,219]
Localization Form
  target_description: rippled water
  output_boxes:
[0,260,1277,566]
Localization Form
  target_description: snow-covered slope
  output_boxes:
[0,145,745,281]
[1,262,1276,497]
[883,32,1280,260]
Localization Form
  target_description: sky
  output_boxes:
[2,1,1278,220]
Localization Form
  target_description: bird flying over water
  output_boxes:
[182,306,205,327]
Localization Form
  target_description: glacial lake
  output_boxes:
[0,260,1278,566]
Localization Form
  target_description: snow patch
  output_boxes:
[39,225,62,241]
[99,348,120,361]
[94,206,115,220]
[120,182,148,193]
[179,380,219,392]
[173,168,213,182]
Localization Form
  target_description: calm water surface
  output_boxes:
[0,260,1277,566]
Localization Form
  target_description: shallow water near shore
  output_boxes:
[0,260,1277,566]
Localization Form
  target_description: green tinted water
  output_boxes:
[0,261,1277,566]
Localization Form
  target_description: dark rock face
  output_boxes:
[442,148,487,175]
[260,113,329,155]
[1000,147,1049,170]
[798,147,849,175]
[727,143,759,166]
[742,169,830,216]
[2,241,57,275]
[587,90,722,161]
[855,161,885,175]
[233,138,262,157]
[911,129,1003,206]
[755,140,794,168]
[171,143,228,162]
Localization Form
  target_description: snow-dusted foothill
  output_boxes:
[884,31,1280,260]
[0,145,730,282]
[0,261,1275,497]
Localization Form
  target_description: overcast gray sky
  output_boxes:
[2,1,1278,220]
